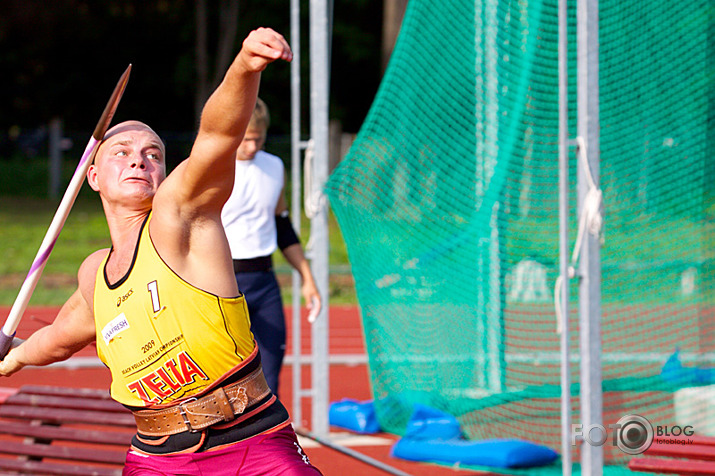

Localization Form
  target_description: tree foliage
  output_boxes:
[0,0,383,160]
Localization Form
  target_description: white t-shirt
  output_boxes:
[221,150,284,259]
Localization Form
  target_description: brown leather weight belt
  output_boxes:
[132,367,271,437]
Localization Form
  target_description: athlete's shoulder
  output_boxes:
[80,249,110,279]
[78,248,110,310]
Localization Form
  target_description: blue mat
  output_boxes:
[391,405,559,468]
[329,399,559,468]
[661,349,715,386]
[392,437,559,468]
[329,399,381,434]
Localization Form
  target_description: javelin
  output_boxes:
[0,65,132,360]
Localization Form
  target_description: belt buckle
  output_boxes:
[234,387,248,414]
[179,397,199,432]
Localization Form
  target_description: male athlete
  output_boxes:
[0,27,322,475]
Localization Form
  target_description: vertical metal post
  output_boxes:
[558,0,572,473]
[309,0,331,437]
[475,0,500,392]
[486,202,504,392]
[474,0,499,201]
[577,0,602,473]
[290,0,303,427]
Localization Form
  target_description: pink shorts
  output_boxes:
[123,426,322,476]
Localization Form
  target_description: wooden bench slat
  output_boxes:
[0,441,126,464]
[645,443,715,461]
[0,421,132,446]
[19,385,113,401]
[629,457,715,475]
[5,393,128,413]
[0,405,135,427]
[0,457,121,476]
[0,386,139,475]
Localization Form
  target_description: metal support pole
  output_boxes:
[290,0,304,427]
[558,0,572,473]
[295,428,413,476]
[309,0,331,437]
[577,0,602,473]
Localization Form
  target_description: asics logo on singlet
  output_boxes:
[116,288,134,307]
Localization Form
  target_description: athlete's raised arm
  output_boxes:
[158,28,292,215]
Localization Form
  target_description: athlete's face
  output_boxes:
[88,121,167,205]
[236,127,266,161]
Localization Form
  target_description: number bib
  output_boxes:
[93,213,255,407]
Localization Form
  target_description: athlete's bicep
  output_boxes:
[275,184,288,215]
[52,250,105,352]
[51,288,97,353]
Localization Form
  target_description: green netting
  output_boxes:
[325,0,714,468]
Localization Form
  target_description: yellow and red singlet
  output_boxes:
[93,213,255,408]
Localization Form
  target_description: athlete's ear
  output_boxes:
[87,164,100,192]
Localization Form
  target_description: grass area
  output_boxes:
[0,193,356,307]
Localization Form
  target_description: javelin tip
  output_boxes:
[92,66,132,140]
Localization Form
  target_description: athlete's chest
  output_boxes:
[104,252,135,286]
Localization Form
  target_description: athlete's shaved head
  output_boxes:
[99,120,166,158]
